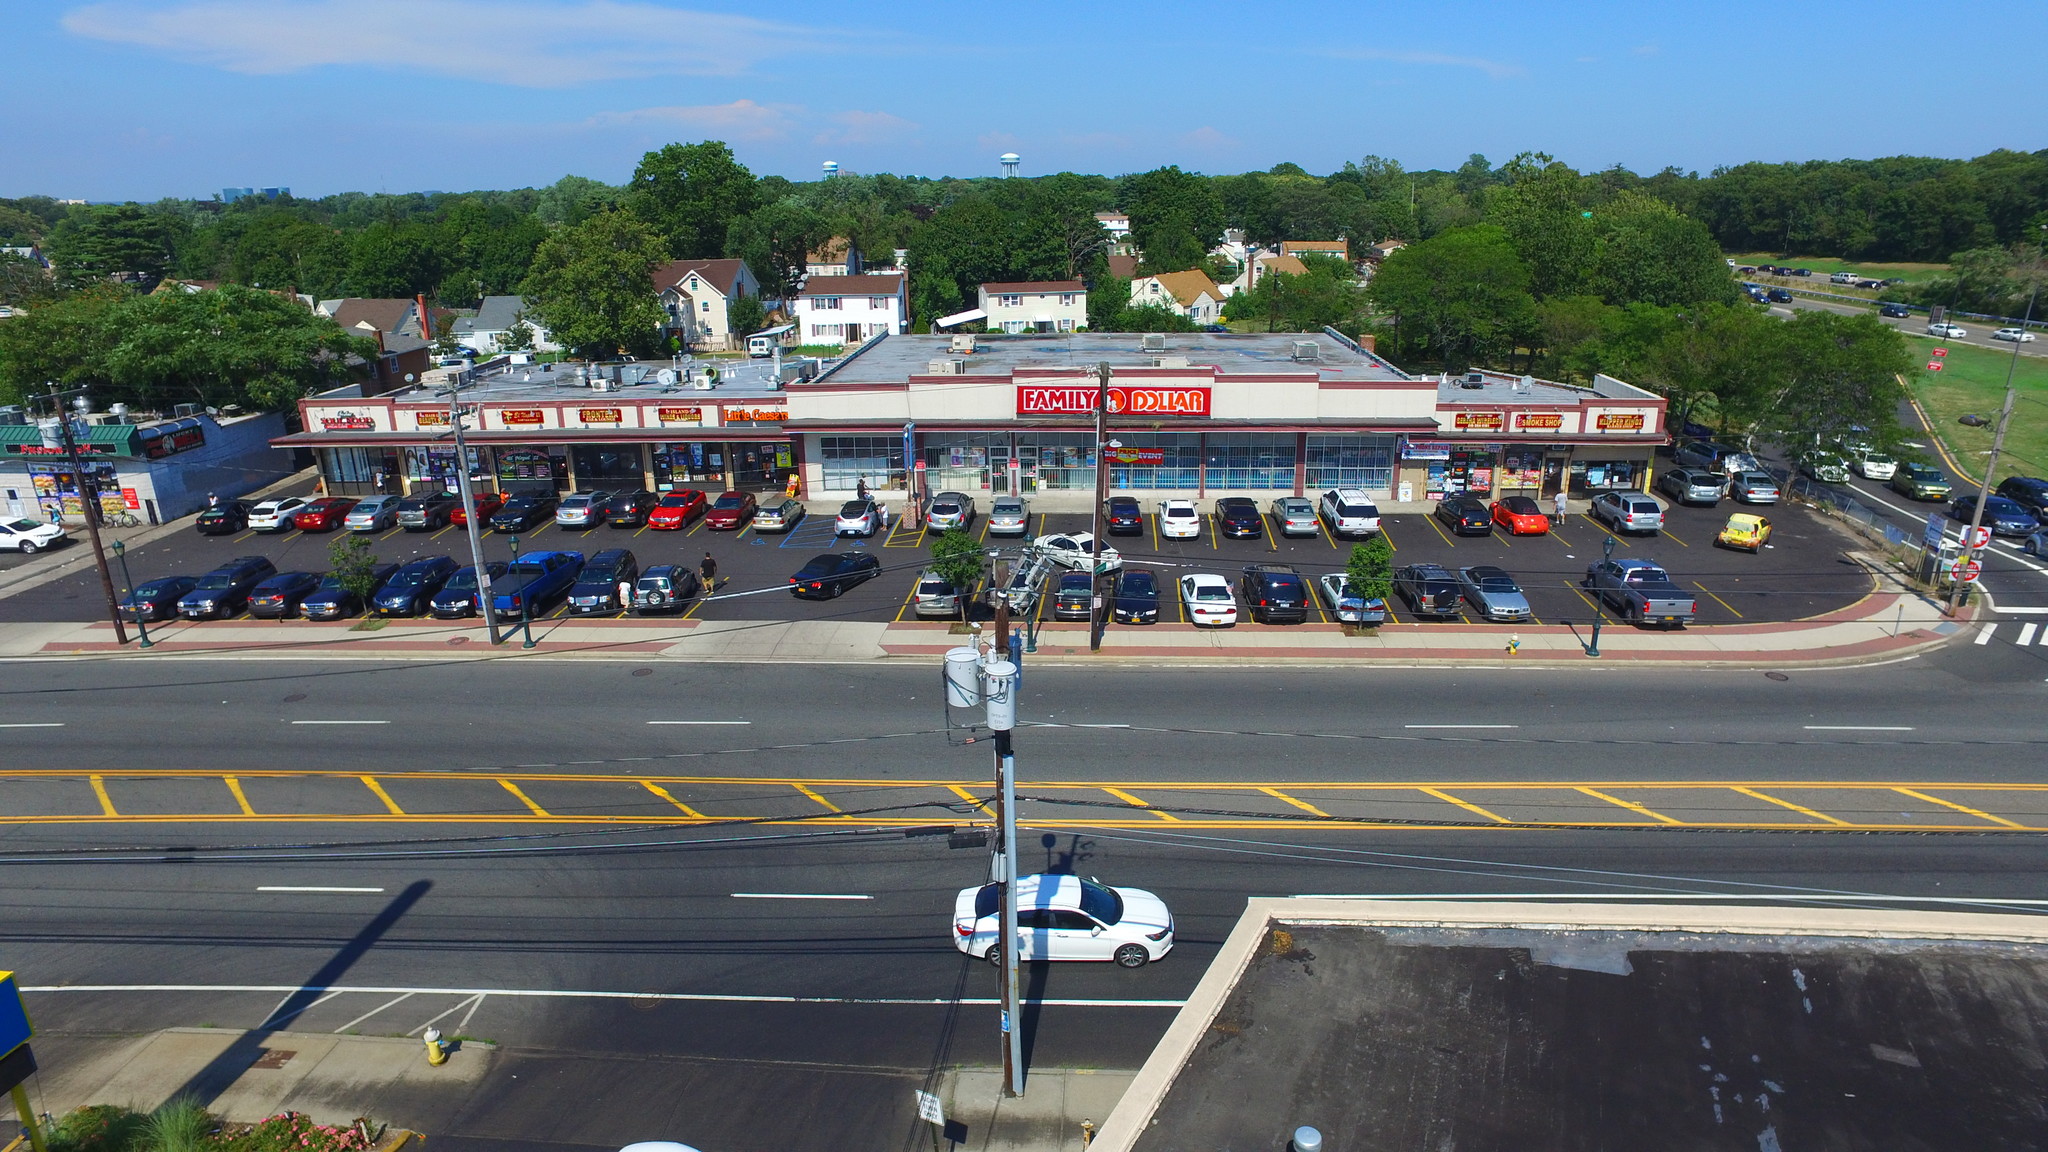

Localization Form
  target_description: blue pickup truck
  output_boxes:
[490,551,584,621]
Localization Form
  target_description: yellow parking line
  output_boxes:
[1378,524,1396,552]
[1103,787,1180,821]
[429,524,456,540]
[1421,513,1456,546]
[1260,787,1331,817]
[1895,787,2026,828]
[685,520,705,537]
[680,593,708,620]
[1172,577,1187,623]
[379,527,404,540]
[1036,512,1047,536]
[1207,516,1219,550]
[1549,525,1573,547]
[1563,580,1606,618]
[1575,786,1681,824]
[224,776,256,816]
[1151,515,1161,552]
[978,519,991,544]
[1420,787,1508,823]
[361,776,405,815]
[1730,786,1849,825]
[1325,525,1341,549]
[633,524,650,537]
[90,774,118,816]
[528,522,552,537]
[1695,582,1743,618]
[892,579,919,623]
[642,781,705,817]
[498,779,551,816]
[233,530,257,543]
[1662,528,1690,547]
[792,782,845,814]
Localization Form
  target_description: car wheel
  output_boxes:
[18,541,36,555]
[1114,944,1150,968]
[984,944,1003,968]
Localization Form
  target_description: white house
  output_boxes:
[977,280,1087,333]
[452,295,561,354]
[653,258,763,352]
[805,237,863,279]
[793,275,907,346]
[1128,269,1225,325]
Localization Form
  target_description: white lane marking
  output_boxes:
[1404,724,1519,729]
[2020,623,2041,647]
[406,992,485,1038]
[1803,725,1915,731]
[288,720,390,726]
[731,893,874,901]
[646,720,751,725]
[1975,623,1997,645]
[263,988,346,1028]
[1998,607,2048,615]
[1075,723,1132,728]
[0,723,64,728]
[258,886,386,893]
[22,984,1182,1008]
[333,991,416,1033]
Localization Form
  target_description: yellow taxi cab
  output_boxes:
[1717,513,1772,552]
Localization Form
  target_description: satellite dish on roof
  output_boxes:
[656,368,678,387]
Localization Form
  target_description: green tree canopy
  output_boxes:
[629,140,761,259]
[1223,253,1366,332]
[520,210,669,358]
[1366,224,1536,371]
[1120,166,1225,273]
[729,199,834,301]
[46,204,183,284]
[1585,193,1740,308]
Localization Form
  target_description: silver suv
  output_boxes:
[912,569,964,618]
[1658,467,1724,506]
[1589,491,1665,534]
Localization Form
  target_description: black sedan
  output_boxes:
[1434,495,1493,536]
[301,564,400,621]
[120,576,198,623]
[1112,570,1160,624]
[371,556,460,617]
[1393,563,1463,618]
[429,562,509,619]
[247,571,324,619]
[1216,497,1265,538]
[1103,496,1144,535]
[194,503,249,535]
[788,552,882,599]
[490,493,558,533]
[603,489,658,528]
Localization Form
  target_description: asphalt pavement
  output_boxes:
[1774,294,2045,358]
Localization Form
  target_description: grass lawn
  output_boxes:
[1904,337,2048,486]
[1729,252,1949,285]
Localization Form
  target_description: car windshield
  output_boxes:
[389,568,433,586]
[584,561,624,581]
[135,580,180,596]
[194,572,241,590]
[6,518,41,531]
[1076,879,1124,925]
[918,579,953,595]
[1120,573,1157,594]
[637,576,671,591]
[658,495,694,506]
[444,570,481,591]
[839,502,869,517]
[562,497,591,507]
[994,502,1023,515]
[713,495,745,509]
[1193,584,1229,601]
[1480,576,1518,591]
[1164,505,1193,516]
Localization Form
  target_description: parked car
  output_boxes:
[912,570,967,619]
[246,571,323,619]
[1318,488,1382,537]
[752,497,805,533]
[1890,462,1952,501]
[986,497,1031,537]
[1800,454,1850,483]
[394,491,460,531]
[290,498,357,532]
[1163,570,1233,629]
[602,489,657,528]
[1878,302,1912,318]
[1434,495,1493,536]
[1672,441,1742,473]
[1716,514,1773,552]
[1994,476,2048,519]
[1315,572,1387,625]
[300,563,400,621]
[1032,532,1122,572]
[1392,563,1462,618]
[1215,497,1264,538]
[788,551,880,599]
[1101,495,1142,535]
[1270,497,1319,538]
[1589,491,1666,534]
[1993,327,2037,343]
[247,496,311,533]
[952,873,1173,968]
[554,491,612,529]
[926,491,977,531]
[630,565,701,615]
[646,489,707,530]
[1052,571,1095,621]
[176,556,277,619]
[1239,564,1309,624]
[371,555,460,616]
[1949,494,2042,537]
[489,492,558,532]
[1457,565,1531,622]
[446,493,505,528]
[490,551,585,620]
[835,497,885,537]
[1490,496,1551,535]
[0,517,67,554]
[1658,467,1725,506]
[1585,557,1697,628]
[703,491,758,530]
[1848,446,1897,481]
[429,562,509,618]
[1156,499,1202,539]
[1113,570,1160,624]
[195,502,251,536]
[120,576,198,623]
[568,548,639,614]
[1728,471,1781,505]
[1927,322,1968,339]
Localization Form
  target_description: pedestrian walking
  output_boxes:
[699,550,718,592]
[1552,490,1568,521]
[617,578,633,613]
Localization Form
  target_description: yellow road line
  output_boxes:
[792,782,845,814]
[1895,786,2026,828]
[89,774,117,817]
[1696,582,1744,618]
[497,779,551,816]
[1662,527,1690,548]
[642,781,705,817]
[430,524,456,540]
[892,579,918,623]
[948,783,992,814]
[361,776,405,815]
[1420,787,1508,823]
[1259,787,1331,817]
[224,776,256,817]
[1420,513,1457,546]
[1730,786,1849,825]
[1380,524,1396,552]
[1103,786,1180,821]
[1207,515,1218,550]
[680,591,708,619]
[1563,579,1607,618]
[1575,786,1681,824]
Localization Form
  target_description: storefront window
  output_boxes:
[496,448,566,491]
[1496,447,1549,491]
[919,434,1008,493]
[402,445,482,492]
[1305,435,1394,495]
[571,444,646,488]
[319,447,402,496]
[1430,447,1498,498]
[1018,432,1096,491]
[820,436,904,491]
[1204,434,1296,490]
[1106,433,1200,490]
[1570,459,1642,493]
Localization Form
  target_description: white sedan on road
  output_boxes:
[1179,572,1238,626]
[953,873,1174,968]
[1993,327,2037,343]
[1032,532,1122,573]
[0,517,67,554]
[1928,322,1969,339]
[1157,500,1203,539]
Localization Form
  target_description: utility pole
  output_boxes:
[1089,361,1111,652]
[1946,269,2039,616]
[40,385,127,645]
[942,624,1023,1096]
[445,381,502,643]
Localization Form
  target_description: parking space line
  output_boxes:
[1419,787,1509,824]
[361,776,405,815]
[224,776,256,817]
[977,519,990,544]
[429,524,456,540]
[1102,787,1180,821]
[89,774,117,817]
[1695,582,1743,618]
[892,579,918,623]
[680,592,708,620]
[641,781,705,818]
[791,783,846,815]
[1378,524,1396,551]
[1662,527,1691,548]
[1548,523,1573,547]
[1562,580,1607,620]
[233,530,257,543]
[1207,515,1218,550]
[1730,786,1848,826]
[1894,787,2026,829]
[378,527,405,541]
[407,992,486,1038]
[1151,515,1160,553]
[497,779,550,816]
[335,991,416,1033]
[1575,787,1681,824]
[1260,787,1330,817]
[1420,514,1456,546]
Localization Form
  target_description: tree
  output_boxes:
[1366,224,1537,371]
[1585,193,1740,308]
[535,175,622,227]
[728,199,833,301]
[328,533,383,602]
[1345,536,1393,609]
[628,141,761,259]
[727,294,768,340]
[1087,275,1131,331]
[1487,154,1596,299]
[46,204,181,284]
[1223,253,1366,332]
[103,285,379,411]
[500,315,537,352]
[1758,311,1912,451]
[0,252,62,308]
[519,210,668,358]
[1120,166,1225,273]
[1023,173,1113,278]
[928,529,987,622]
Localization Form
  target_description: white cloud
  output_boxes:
[62,0,859,87]
[1319,47,1523,80]
[816,110,919,147]
[1180,126,1239,152]
[1632,42,1661,56]
[591,100,800,140]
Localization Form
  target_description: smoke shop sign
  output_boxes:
[1015,385,1212,418]
[1515,412,1564,431]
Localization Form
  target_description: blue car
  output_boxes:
[1950,494,2041,538]
[372,556,460,617]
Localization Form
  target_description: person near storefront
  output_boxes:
[1553,490,1568,521]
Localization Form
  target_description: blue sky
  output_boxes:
[3,0,2043,201]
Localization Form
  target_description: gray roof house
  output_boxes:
[451,295,559,354]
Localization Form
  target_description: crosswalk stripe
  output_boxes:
[2020,623,2040,646]
[1975,623,1997,645]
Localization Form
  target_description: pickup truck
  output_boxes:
[490,550,585,621]
[1584,558,1697,628]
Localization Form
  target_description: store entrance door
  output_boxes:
[1541,456,1567,497]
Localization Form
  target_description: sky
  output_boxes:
[2,0,2043,202]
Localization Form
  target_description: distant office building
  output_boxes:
[221,187,291,203]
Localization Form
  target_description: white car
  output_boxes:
[1850,447,1897,481]
[0,517,67,554]
[1993,327,2037,343]
[1032,532,1122,573]
[835,497,886,537]
[1928,323,1968,339]
[1318,488,1382,537]
[1157,500,1203,539]
[953,873,1174,968]
[246,496,310,532]
[1179,572,1238,626]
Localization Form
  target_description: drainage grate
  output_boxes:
[250,1049,295,1070]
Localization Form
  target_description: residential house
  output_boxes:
[1127,269,1225,325]
[793,275,907,346]
[653,258,763,352]
[1,246,50,269]
[1361,239,1407,280]
[1095,211,1132,247]
[1106,253,1141,280]
[317,297,435,394]
[1253,254,1309,287]
[451,295,560,354]
[805,237,863,279]
[1281,240,1350,262]
[977,281,1087,333]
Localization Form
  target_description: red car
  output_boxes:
[647,489,708,530]
[290,497,358,532]
[1490,495,1551,536]
[448,492,506,527]
[703,490,757,530]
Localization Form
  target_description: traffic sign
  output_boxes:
[1933,348,1948,357]
[916,1090,946,1126]
[1927,362,1944,372]
[0,972,29,1059]
[1951,557,1982,582]
[1968,526,1992,550]
[1923,513,1947,549]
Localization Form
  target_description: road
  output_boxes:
[1775,294,2045,357]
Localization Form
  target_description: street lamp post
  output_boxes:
[110,538,150,649]
[39,384,128,645]
[1586,532,1617,658]
[506,534,536,648]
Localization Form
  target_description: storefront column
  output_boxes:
[1196,433,1207,498]
[562,447,580,492]
[1294,433,1308,497]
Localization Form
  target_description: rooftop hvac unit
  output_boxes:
[172,403,202,418]
[0,406,25,427]
[1151,355,1189,368]
[925,358,967,375]
[1290,340,1318,362]
[949,333,976,354]
[591,378,613,393]
[1459,372,1487,389]
[1141,333,1167,352]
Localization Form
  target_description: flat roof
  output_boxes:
[1436,367,1661,406]
[809,332,1416,385]
[378,358,789,406]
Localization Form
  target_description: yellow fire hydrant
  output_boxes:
[424,1026,448,1066]
[1506,634,1520,655]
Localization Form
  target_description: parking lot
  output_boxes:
[0,473,1877,631]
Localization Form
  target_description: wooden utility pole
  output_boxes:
[1089,361,1111,652]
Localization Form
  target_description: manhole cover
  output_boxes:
[251,1049,296,1069]
[282,693,307,703]
[632,668,653,677]
[1765,671,1790,681]
[446,636,470,646]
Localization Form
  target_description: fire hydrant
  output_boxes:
[1506,634,1520,655]
[424,1027,448,1066]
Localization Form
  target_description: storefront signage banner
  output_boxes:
[1399,436,1452,461]
[578,407,623,424]
[413,410,449,427]
[1014,385,1212,418]
[722,408,788,423]
[1595,412,1647,432]
[143,425,205,458]
[499,409,546,427]
[1104,447,1166,465]
[11,445,75,457]
[317,410,379,432]
[1452,411,1503,432]
[657,407,704,423]
[1515,412,1564,431]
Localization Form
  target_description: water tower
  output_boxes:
[999,152,1020,178]
[822,160,840,179]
